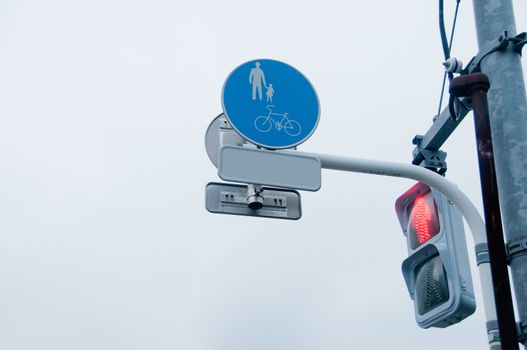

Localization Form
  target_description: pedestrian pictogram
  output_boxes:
[222,59,320,149]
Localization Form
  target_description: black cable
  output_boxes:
[437,0,461,119]
[439,0,450,62]
[448,0,461,58]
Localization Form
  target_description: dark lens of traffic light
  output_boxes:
[415,255,450,315]
[408,192,440,249]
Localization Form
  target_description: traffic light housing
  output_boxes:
[395,182,476,328]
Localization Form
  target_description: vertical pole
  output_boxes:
[450,73,518,350]
[472,1,527,348]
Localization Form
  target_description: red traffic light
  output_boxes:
[396,183,476,328]
[408,192,440,249]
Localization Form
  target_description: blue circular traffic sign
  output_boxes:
[222,59,320,149]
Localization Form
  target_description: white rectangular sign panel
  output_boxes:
[218,146,321,191]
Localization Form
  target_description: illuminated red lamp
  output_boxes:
[408,193,440,249]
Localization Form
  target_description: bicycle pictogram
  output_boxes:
[254,105,302,137]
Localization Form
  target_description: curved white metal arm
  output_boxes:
[310,152,486,245]
[291,151,497,330]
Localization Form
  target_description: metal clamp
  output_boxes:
[518,320,527,344]
[246,184,264,209]
[486,320,501,350]
[476,243,490,266]
[464,31,527,74]
[511,32,527,55]
[421,150,447,174]
[506,236,527,263]
[412,136,448,174]
[487,319,527,348]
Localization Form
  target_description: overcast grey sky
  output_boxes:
[0,1,526,349]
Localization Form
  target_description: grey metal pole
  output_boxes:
[472,1,527,347]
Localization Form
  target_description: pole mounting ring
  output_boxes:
[506,236,527,264]
[464,31,527,74]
